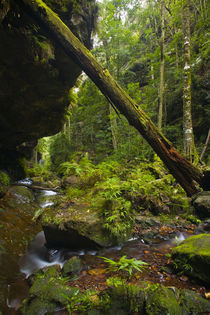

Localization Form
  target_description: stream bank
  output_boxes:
[0,177,209,313]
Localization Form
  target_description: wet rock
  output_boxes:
[192,191,210,219]
[21,264,72,314]
[28,265,61,286]
[62,256,82,276]
[145,284,182,314]
[135,216,161,227]
[179,289,210,314]
[0,0,97,175]
[195,218,210,234]
[172,234,210,284]
[62,175,80,187]
[106,282,145,314]
[8,185,35,203]
[42,203,118,249]
[4,185,36,214]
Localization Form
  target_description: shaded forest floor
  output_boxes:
[68,219,208,297]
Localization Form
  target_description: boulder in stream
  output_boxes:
[192,191,210,219]
[42,203,119,249]
[62,256,82,276]
[172,234,210,284]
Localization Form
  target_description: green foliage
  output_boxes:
[26,163,52,181]
[0,170,10,186]
[99,255,148,277]
[58,154,188,242]
[186,215,201,225]
[65,186,84,199]
[106,276,126,287]
[49,132,72,170]
[58,153,95,177]
[61,289,98,313]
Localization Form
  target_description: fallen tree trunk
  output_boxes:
[12,183,59,192]
[19,0,203,196]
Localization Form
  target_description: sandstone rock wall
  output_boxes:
[0,0,97,176]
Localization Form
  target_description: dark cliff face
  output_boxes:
[0,0,96,176]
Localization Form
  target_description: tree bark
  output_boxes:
[109,104,118,150]
[200,128,210,162]
[182,0,197,162]
[18,0,203,196]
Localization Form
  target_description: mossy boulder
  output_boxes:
[28,264,61,285]
[145,284,182,315]
[106,283,145,314]
[193,191,210,219]
[100,282,209,315]
[42,202,120,249]
[21,270,210,315]
[172,234,210,283]
[21,265,101,314]
[5,185,36,214]
[179,289,210,314]
[21,265,76,314]
[62,256,82,276]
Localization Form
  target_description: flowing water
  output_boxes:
[0,182,58,313]
[0,181,200,314]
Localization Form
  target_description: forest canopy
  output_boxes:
[31,0,209,194]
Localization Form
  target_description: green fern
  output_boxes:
[99,256,148,277]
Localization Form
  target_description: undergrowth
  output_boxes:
[58,154,188,242]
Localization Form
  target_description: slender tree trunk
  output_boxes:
[158,0,165,130]
[66,116,71,142]
[103,41,118,151]
[19,0,203,196]
[33,145,38,164]
[151,64,155,82]
[182,0,197,162]
[109,104,118,150]
[200,128,210,162]
[174,25,179,70]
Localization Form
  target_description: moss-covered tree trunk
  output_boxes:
[19,0,203,196]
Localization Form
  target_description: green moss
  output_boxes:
[21,299,58,315]
[0,170,10,197]
[62,256,82,276]
[172,234,210,258]
[5,186,35,214]
[105,282,145,313]
[180,289,210,314]
[0,171,10,186]
[172,234,210,283]
[21,265,77,313]
[145,284,182,315]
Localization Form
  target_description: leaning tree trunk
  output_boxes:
[18,0,203,196]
